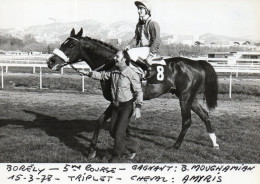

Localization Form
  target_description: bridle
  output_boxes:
[52,36,109,72]
[52,37,82,73]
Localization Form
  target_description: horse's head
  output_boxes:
[47,28,83,71]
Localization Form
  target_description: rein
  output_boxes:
[53,48,81,73]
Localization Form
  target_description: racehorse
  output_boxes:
[47,28,219,157]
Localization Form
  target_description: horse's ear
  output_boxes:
[70,28,76,37]
[76,28,83,37]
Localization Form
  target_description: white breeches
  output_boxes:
[127,47,150,62]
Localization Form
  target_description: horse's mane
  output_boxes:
[80,36,118,70]
[82,36,118,55]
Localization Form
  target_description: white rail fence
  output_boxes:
[0,56,259,98]
[212,63,260,98]
[0,63,90,93]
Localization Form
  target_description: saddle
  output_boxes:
[149,56,166,65]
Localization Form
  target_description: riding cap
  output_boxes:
[134,0,152,12]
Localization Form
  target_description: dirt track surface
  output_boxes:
[0,90,259,163]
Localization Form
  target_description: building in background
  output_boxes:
[162,34,201,46]
[105,38,122,46]
[207,51,260,65]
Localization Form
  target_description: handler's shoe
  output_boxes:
[110,156,122,163]
[129,152,136,160]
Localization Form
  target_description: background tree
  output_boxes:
[23,34,37,45]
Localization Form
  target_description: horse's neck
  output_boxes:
[80,38,117,70]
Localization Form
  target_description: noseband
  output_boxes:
[52,37,81,72]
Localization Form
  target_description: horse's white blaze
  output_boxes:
[209,133,219,148]
[53,48,70,62]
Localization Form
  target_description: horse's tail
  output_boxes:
[198,60,218,110]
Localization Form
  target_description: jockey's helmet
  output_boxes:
[134,0,152,13]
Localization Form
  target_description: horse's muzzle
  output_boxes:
[46,57,58,71]
[46,58,53,69]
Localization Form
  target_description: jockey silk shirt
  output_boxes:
[89,66,143,107]
[129,17,160,55]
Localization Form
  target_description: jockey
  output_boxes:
[125,0,161,79]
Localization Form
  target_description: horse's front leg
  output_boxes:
[174,96,193,149]
[89,103,113,158]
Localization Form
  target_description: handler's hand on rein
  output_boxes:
[79,70,89,76]
[133,107,141,120]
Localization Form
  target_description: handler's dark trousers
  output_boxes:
[110,99,137,157]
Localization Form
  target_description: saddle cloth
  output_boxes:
[127,47,167,80]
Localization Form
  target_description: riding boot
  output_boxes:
[135,59,148,71]
[135,59,156,79]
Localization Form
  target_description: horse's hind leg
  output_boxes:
[191,100,219,149]
[89,103,113,158]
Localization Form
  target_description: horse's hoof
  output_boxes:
[213,145,220,150]
[173,143,180,149]
[110,156,122,163]
[88,151,96,158]
[165,145,173,150]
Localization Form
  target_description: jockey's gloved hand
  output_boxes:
[124,45,130,51]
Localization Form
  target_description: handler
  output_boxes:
[79,50,143,162]
[125,0,161,79]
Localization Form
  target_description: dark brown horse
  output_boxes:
[47,28,219,156]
